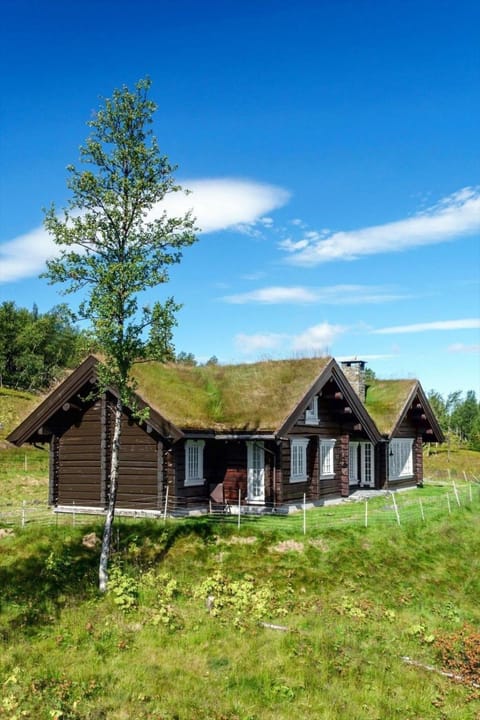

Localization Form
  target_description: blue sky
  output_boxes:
[1,0,479,397]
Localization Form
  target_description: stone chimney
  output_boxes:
[340,359,366,403]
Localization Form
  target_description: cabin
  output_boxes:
[7,355,444,515]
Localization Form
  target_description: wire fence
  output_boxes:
[0,451,49,476]
[1,477,479,534]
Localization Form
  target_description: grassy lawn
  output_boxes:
[1,496,480,718]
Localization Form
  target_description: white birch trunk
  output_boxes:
[99,395,122,593]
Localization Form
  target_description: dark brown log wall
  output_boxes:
[54,395,163,510]
[57,400,103,506]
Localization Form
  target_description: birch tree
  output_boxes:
[43,78,197,591]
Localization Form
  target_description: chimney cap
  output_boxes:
[340,358,367,370]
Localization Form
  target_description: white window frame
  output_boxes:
[184,440,205,486]
[305,396,319,425]
[290,438,309,483]
[319,439,336,479]
[389,439,413,481]
[360,442,374,487]
[349,442,359,484]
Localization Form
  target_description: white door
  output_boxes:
[247,442,265,503]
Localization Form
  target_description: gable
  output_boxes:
[365,379,444,442]
[7,355,182,446]
[278,363,381,443]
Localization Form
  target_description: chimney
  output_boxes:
[340,359,366,403]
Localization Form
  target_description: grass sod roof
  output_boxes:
[364,378,417,436]
[131,356,332,433]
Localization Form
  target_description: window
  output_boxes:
[349,442,359,483]
[389,439,413,480]
[185,440,205,486]
[305,396,319,425]
[361,442,374,487]
[319,439,336,478]
[290,438,309,482]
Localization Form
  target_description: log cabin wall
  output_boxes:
[112,412,161,510]
[51,392,164,510]
[56,399,103,507]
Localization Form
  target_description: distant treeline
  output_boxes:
[0,301,89,392]
[428,389,480,451]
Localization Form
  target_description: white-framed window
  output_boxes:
[305,396,319,425]
[361,442,374,487]
[319,439,336,478]
[389,439,413,480]
[290,438,309,483]
[185,440,205,486]
[349,442,359,483]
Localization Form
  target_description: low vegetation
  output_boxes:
[1,507,480,719]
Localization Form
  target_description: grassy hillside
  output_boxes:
[0,386,41,442]
[1,510,479,719]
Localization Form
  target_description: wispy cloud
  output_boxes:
[234,322,346,357]
[447,343,480,354]
[234,332,288,355]
[280,187,480,265]
[0,178,290,284]
[0,227,58,284]
[373,319,480,334]
[222,284,409,305]
[291,322,345,353]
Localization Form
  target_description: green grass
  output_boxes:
[1,505,480,718]
[0,386,41,442]
[364,378,417,435]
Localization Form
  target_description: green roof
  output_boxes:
[132,357,332,432]
[364,379,417,435]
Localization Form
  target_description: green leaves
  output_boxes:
[43,77,197,400]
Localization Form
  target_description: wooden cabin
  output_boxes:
[7,355,444,515]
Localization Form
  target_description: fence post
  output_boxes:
[163,486,169,524]
[452,481,461,507]
[238,488,241,530]
[303,493,306,535]
[419,498,425,523]
[392,493,401,526]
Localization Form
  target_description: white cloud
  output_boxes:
[0,178,290,284]
[0,226,58,283]
[373,319,480,334]
[447,343,480,353]
[282,186,480,265]
[234,332,287,355]
[150,178,290,233]
[225,286,319,304]
[235,322,346,357]
[222,284,409,305]
[291,322,345,353]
